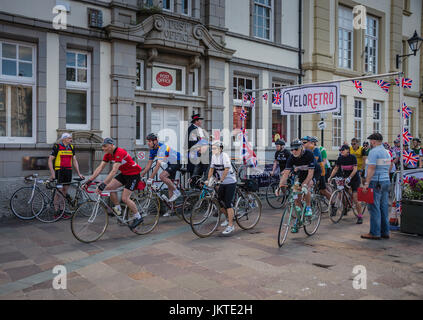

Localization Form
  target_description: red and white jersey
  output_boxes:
[103,147,141,175]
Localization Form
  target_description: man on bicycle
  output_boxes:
[279,140,316,233]
[48,132,85,217]
[141,133,182,205]
[206,141,237,236]
[328,144,363,224]
[85,138,144,229]
[271,139,291,176]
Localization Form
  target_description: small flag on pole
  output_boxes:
[241,128,258,168]
[375,79,391,92]
[250,96,256,108]
[395,77,413,89]
[400,129,413,143]
[403,150,419,167]
[352,80,363,94]
[243,93,250,103]
[273,91,281,105]
[262,93,268,101]
[240,109,247,121]
[397,103,412,119]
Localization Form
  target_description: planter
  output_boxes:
[401,199,423,236]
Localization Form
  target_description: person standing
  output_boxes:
[48,133,84,217]
[350,138,366,184]
[361,133,391,240]
[187,113,209,178]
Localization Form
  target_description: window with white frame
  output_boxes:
[253,0,273,41]
[191,68,198,96]
[136,105,145,144]
[404,111,412,134]
[66,50,91,130]
[0,40,36,143]
[136,60,144,90]
[162,0,173,12]
[152,63,185,94]
[182,0,191,15]
[373,102,381,134]
[354,99,363,143]
[332,97,344,149]
[233,75,255,142]
[365,16,378,74]
[338,6,353,69]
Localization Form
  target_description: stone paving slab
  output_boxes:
[0,204,422,300]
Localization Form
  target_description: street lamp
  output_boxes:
[396,30,423,69]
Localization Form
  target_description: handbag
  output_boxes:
[357,187,374,204]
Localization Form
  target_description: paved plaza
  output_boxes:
[0,204,422,300]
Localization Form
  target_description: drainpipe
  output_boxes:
[298,0,303,139]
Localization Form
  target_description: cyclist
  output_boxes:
[319,143,331,181]
[271,139,291,176]
[279,139,316,233]
[328,144,363,224]
[85,138,144,229]
[141,133,182,206]
[350,138,366,183]
[205,141,237,236]
[303,136,331,202]
[48,133,85,217]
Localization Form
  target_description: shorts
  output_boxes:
[115,173,141,191]
[349,177,360,192]
[217,183,237,209]
[318,176,327,190]
[55,169,72,184]
[165,163,182,180]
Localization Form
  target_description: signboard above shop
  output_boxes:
[280,83,340,115]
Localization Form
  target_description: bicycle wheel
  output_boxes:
[35,189,66,223]
[303,198,321,236]
[130,194,160,235]
[266,181,285,209]
[278,204,293,247]
[71,201,108,243]
[10,187,44,220]
[182,192,200,224]
[190,197,220,238]
[318,194,329,213]
[328,189,344,223]
[235,192,262,230]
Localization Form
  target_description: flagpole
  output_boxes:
[399,74,404,202]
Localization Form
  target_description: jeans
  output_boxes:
[367,180,390,237]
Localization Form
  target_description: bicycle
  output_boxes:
[328,177,362,223]
[71,181,160,243]
[266,173,294,209]
[190,179,262,238]
[277,180,321,247]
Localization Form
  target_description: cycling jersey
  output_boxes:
[274,149,291,171]
[285,149,317,183]
[365,145,391,182]
[51,143,75,170]
[211,152,237,185]
[350,146,365,171]
[335,154,359,181]
[103,147,142,176]
[149,142,181,164]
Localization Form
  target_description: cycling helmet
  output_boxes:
[301,136,311,142]
[212,140,223,149]
[290,139,303,148]
[275,139,285,146]
[310,136,319,143]
[146,133,158,141]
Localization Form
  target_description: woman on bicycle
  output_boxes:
[206,141,237,236]
[328,144,363,224]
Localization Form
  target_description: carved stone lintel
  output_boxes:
[147,48,158,66]
[189,55,201,72]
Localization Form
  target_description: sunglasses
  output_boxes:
[292,147,301,151]
[302,141,308,144]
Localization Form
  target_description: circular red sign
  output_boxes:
[156,71,173,87]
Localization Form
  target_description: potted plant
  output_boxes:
[401,177,423,235]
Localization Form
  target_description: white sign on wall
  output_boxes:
[152,66,176,91]
[281,83,340,115]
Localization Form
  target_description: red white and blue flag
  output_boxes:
[398,103,412,119]
[240,109,247,121]
[250,96,256,108]
[241,128,258,167]
[403,150,419,167]
[375,79,391,92]
[403,176,410,184]
[352,80,363,94]
[243,93,250,103]
[395,77,413,89]
[273,91,281,105]
[262,93,268,101]
[400,129,413,143]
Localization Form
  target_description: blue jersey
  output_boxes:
[149,142,181,164]
[365,145,391,182]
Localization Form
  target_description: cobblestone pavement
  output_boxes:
[0,204,422,300]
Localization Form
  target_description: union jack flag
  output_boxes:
[241,128,258,167]
[243,93,250,103]
[262,93,268,101]
[395,77,413,89]
[273,91,282,105]
[398,103,412,119]
[403,176,410,184]
[400,129,413,143]
[403,150,419,167]
[352,80,362,94]
[250,96,256,108]
[240,108,247,121]
[375,79,391,92]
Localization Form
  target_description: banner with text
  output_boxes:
[281,83,340,115]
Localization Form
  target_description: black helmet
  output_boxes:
[310,136,318,143]
[290,139,303,148]
[275,139,285,146]
[146,133,158,141]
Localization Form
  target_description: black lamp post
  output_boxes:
[396,30,423,69]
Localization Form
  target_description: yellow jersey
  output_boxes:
[349,146,365,170]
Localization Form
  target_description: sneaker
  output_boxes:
[129,216,144,229]
[222,225,235,235]
[163,210,174,217]
[356,217,363,224]
[221,220,229,227]
[112,207,122,216]
[305,207,312,217]
[168,190,181,202]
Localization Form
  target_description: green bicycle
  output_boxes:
[277,181,321,247]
